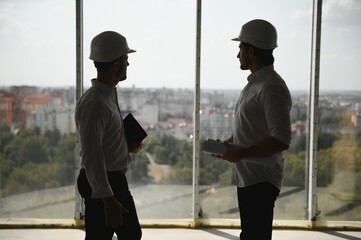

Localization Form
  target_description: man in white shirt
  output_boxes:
[76,31,142,240]
[219,19,292,240]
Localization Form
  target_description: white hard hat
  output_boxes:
[89,31,136,62]
[232,19,277,50]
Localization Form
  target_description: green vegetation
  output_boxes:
[0,122,75,196]
[127,150,150,184]
[1,121,360,198]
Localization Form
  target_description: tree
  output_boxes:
[53,133,76,185]
[1,128,75,196]
[19,136,49,164]
[0,122,14,155]
[318,132,338,150]
[127,151,150,184]
[44,128,61,147]
[200,151,230,186]
[153,145,168,164]
[3,162,63,196]
[283,152,306,187]
[320,114,342,125]
[4,129,50,168]
[290,132,338,154]
[317,148,333,187]
[142,136,160,153]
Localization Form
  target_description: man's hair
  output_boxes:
[93,59,117,72]
[242,42,275,65]
[94,55,125,72]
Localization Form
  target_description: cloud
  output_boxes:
[0,2,21,36]
[322,0,361,27]
[291,8,312,21]
[291,0,361,28]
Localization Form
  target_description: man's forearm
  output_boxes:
[238,136,289,158]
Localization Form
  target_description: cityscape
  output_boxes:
[1,85,361,141]
[0,85,361,221]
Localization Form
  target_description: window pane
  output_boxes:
[317,0,361,221]
[0,0,76,218]
[83,0,196,219]
[199,0,312,220]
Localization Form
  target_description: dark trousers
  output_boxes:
[237,182,280,240]
[77,169,142,240]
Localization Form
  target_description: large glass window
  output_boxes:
[83,0,196,219]
[0,0,360,227]
[199,0,313,220]
[317,0,361,221]
[0,0,76,218]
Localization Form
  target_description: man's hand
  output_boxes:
[129,142,143,153]
[102,196,129,229]
[222,142,243,163]
[210,137,240,163]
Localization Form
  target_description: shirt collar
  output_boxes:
[247,65,274,82]
[91,79,116,97]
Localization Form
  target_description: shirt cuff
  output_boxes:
[91,184,114,199]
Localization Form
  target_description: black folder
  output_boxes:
[123,113,147,144]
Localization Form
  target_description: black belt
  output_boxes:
[80,168,127,174]
[110,168,128,174]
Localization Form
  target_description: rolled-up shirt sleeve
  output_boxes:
[261,81,292,146]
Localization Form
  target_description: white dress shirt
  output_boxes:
[231,65,292,190]
[75,79,130,198]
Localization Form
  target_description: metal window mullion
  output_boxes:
[75,0,84,221]
[192,0,202,222]
[307,0,322,222]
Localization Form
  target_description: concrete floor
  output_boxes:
[0,229,361,240]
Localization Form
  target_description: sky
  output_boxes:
[0,0,360,91]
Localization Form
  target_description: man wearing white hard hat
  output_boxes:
[215,19,292,240]
[76,31,142,240]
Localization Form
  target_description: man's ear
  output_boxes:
[112,59,121,72]
[248,46,254,57]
